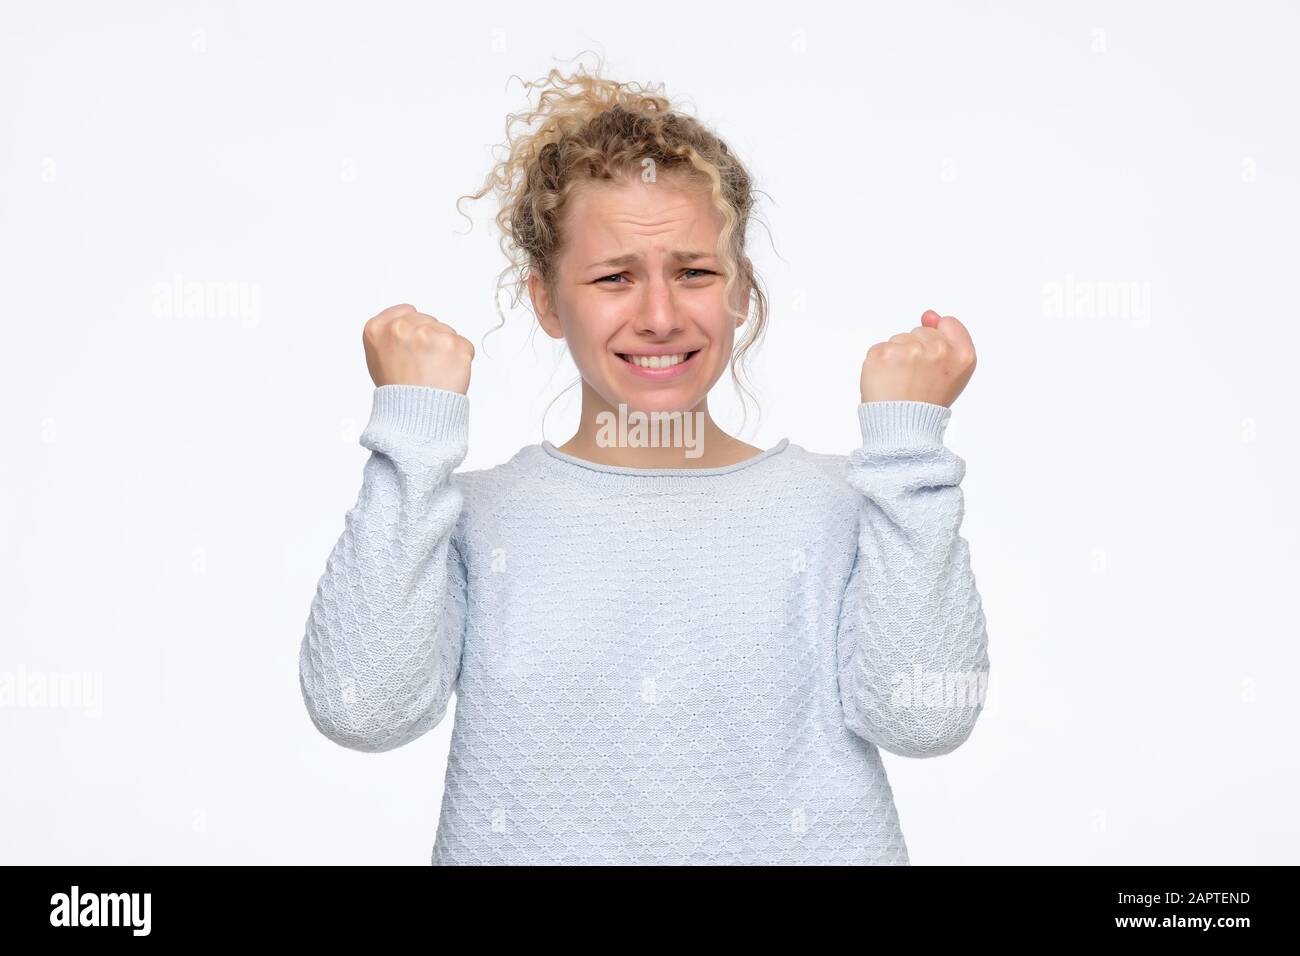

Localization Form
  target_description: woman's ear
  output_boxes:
[529,271,564,339]
[733,255,754,327]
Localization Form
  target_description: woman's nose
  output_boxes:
[634,278,683,336]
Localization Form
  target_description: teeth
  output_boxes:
[623,352,690,369]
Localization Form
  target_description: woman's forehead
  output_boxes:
[563,179,721,249]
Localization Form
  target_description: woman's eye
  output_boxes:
[595,269,714,284]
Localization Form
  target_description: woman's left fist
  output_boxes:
[859,310,976,407]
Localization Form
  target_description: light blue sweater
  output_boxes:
[298,384,990,865]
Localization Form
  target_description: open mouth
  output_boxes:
[616,349,701,370]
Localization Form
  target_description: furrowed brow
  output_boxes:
[586,250,714,269]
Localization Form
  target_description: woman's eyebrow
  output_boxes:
[586,250,713,269]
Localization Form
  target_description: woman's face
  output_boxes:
[531,174,747,415]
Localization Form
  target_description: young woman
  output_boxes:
[298,60,989,865]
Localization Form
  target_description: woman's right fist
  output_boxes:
[362,304,474,394]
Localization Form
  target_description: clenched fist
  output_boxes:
[860,310,976,407]
[362,304,474,395]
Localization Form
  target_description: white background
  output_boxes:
[2,1,1296,864]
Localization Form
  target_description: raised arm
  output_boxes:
[298,384,470,752]
[836,399,990,758]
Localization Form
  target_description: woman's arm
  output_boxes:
[298,384,469,753]
[836,399,990,758]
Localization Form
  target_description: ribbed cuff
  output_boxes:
[365,384,469,442]
[857,400,950,450]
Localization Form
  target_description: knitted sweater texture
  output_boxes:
[298,384,990,865]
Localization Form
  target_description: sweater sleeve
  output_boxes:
[298,384,470,753]
[835,400,990,758]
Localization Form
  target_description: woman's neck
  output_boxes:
[553,387,762,470]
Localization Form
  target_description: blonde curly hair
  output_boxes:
[457,52,772,428]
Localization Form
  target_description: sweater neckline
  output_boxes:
[539,437,791,486]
